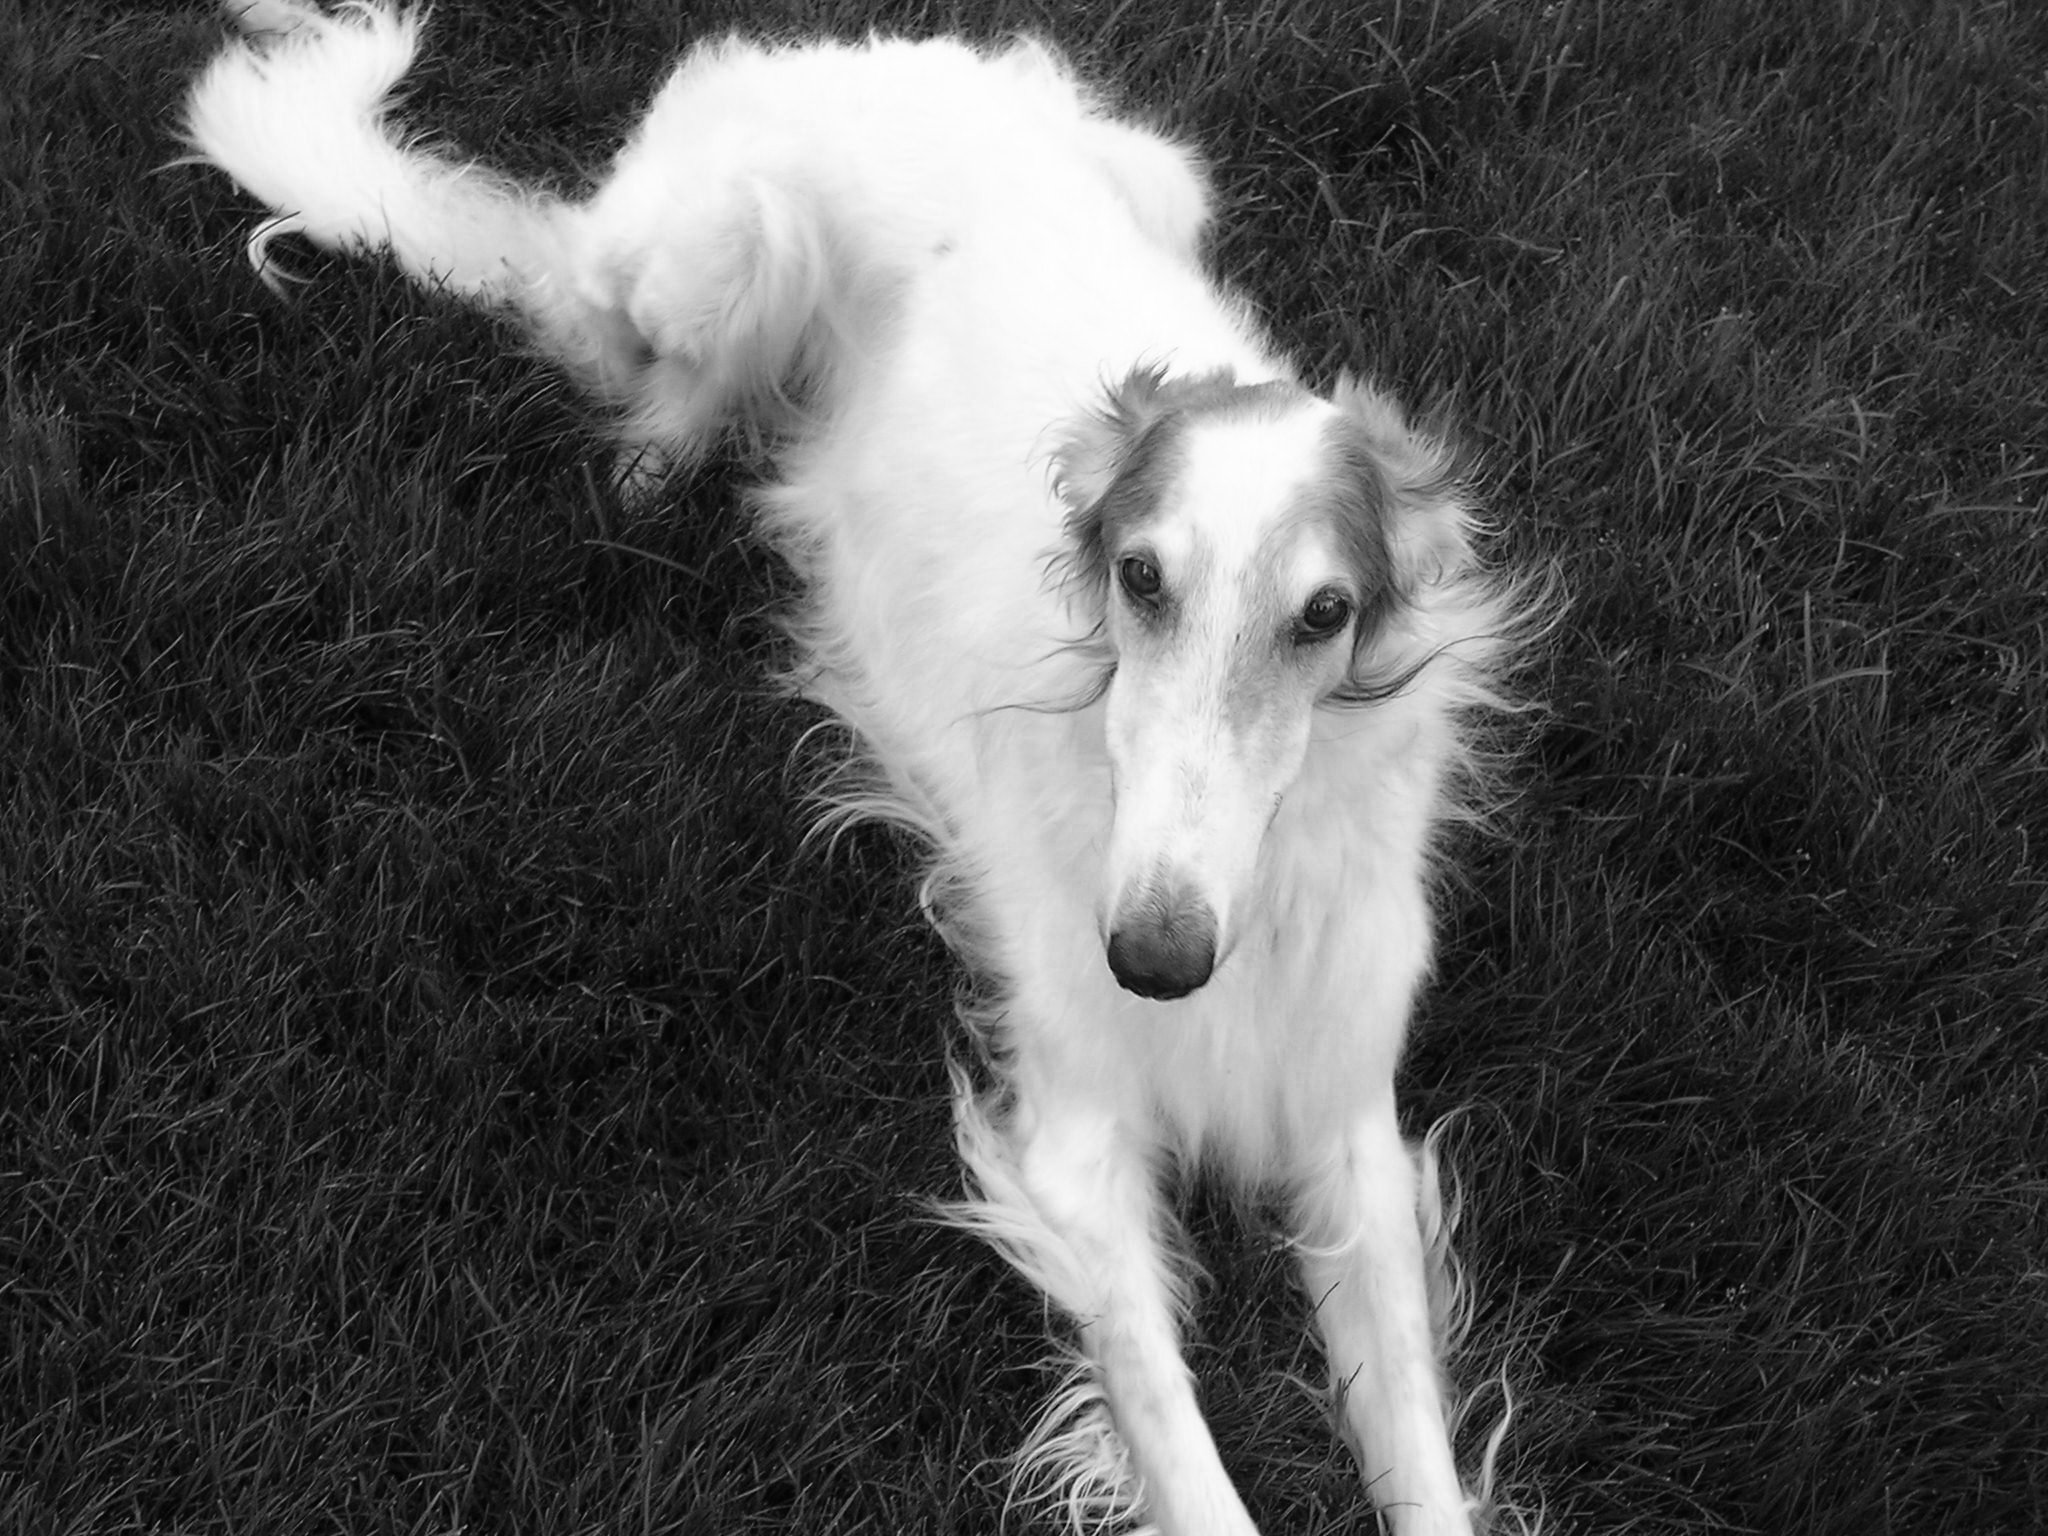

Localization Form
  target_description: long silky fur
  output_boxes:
[184,7,1547,1531]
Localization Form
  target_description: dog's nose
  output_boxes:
[1106,892,1217,1000]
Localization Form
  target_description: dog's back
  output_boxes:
[581,34,1230,467]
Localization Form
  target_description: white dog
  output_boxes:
[186,6,1528,1531]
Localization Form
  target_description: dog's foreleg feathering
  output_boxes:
[952,1068,1263,1536]
[1295,1114,1476,1536]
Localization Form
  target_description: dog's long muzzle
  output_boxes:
[1105,879,1218,1000]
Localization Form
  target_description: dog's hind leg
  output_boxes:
[953,1077,1258,1536]
[1294,1104,1476,1536]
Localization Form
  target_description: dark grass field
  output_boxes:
[5,0,2045,1531]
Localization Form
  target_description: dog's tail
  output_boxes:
[182,2,879,473]
[185,3,569,303]
[183,2,671,440]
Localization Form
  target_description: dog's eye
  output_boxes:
[1297,588,1352,640]
[1118,555,1163,604]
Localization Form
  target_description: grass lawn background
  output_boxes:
[4,0,2044,1531]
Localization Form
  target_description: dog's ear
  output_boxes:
[1329,375,1477,597]
[1321,376,1491,704]
[1049,363,1174,515]
[1048,364,1182,593]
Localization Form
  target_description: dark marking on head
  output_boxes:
[1051,364,1312,596]
[1312,423,1400,639]
[1319,377,1479,706]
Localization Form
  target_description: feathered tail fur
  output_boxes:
[185,3,570,302]
[184,0,822,464]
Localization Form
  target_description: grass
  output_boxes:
[4,0,2045,1531]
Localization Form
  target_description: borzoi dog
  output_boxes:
[185,5,1527,1530]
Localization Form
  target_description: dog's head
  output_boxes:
[1052,365,1477,1000]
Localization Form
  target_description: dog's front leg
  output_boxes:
[959,1086,1259,1536]
[1295,1104,1474,1536]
